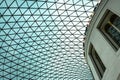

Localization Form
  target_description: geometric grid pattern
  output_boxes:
[0,0,98,80]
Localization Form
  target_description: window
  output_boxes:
[89,44,106,79]
[99,10,120,50]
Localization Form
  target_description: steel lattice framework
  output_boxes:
[0,0,98,80]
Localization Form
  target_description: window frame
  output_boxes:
[98,10,120,50]
[89,44,106,80]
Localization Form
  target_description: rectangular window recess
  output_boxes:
[89,44,106,80]
[98,9,120,51]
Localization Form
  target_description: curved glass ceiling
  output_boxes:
[0,0,98,80]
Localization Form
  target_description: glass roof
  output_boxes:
[0,0,98,79]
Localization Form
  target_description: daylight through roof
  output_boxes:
[0,0,98,79]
